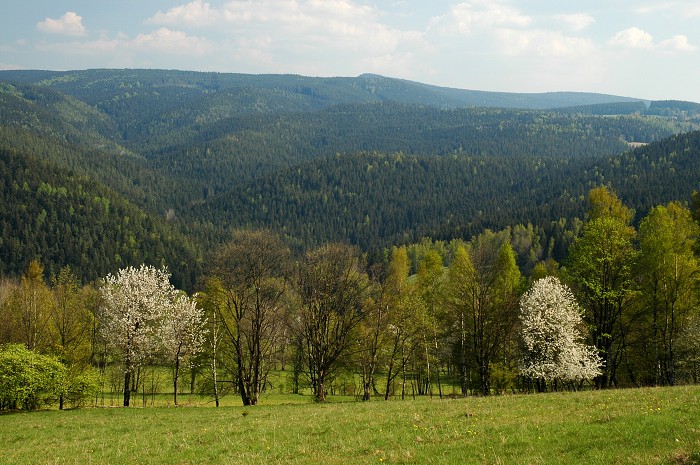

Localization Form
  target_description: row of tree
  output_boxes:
[2,187,700,409]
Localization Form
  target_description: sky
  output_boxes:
[2,0,700,102]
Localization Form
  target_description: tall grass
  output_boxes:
[1,385,698,464]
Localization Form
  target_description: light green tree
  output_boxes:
[443,245,477,395]
[0,344,66,410]
[446,231,521,395]
[637,202,699,385]
[6,260,56,352]
[567,187,637,388]
[50,267,96,409]
[380,246,427,400]
[417,249,445,397]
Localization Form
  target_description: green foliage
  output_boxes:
[1,69,700,277]
[0,344,66,410]
[62,367,100,409]
[0,385,699,464]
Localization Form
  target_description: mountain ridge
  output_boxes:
[0,68,653,111]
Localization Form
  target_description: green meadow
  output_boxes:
[1,386,699,465]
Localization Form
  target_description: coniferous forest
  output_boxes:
[2,69,700,408]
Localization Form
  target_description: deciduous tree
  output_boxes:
[637,202,699,385]
[518,276,601,391]
[567,187,637,388]
[160,292,206,406]
[294,243,369,402]
[99,265,176,407]
[209,229,291,406]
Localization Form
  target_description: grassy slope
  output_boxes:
[1,386,698,465]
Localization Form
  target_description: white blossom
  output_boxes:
[99,265,177,371]
[160,292,207,367]
[519,276,601,382]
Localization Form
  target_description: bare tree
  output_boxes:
[294,243,369,402]
[209,229,291,406]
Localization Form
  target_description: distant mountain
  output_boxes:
[1,69,647,114]
[1,68,700,282]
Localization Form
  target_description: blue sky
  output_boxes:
[2,0,700,101]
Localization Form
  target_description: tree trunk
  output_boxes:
[123,370,131,407]
[173,356,180,406]
[211,352,220,408]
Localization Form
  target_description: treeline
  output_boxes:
[559,99,700,121]
[3,187,700,409]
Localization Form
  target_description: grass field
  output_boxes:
[1,385,699,465]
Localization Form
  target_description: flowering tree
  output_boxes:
[519,276,601,391]
[99,265,177,407]
[160,293,206,406]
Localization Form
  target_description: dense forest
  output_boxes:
[3,69,700,407]
[0,145,199,289]
[1,69,700,286]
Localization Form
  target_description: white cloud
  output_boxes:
[430,0,531,35]
[148,0,424,60]
[608,27,696,53]
[658,34,697,52]
[133,28,212,55]
[36,12,86,37]
[497,29,595,57]
[36,28,212,57]
[608,27,654,49]
[148,0,216,27]
[554,13,595,32]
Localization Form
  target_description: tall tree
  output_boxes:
[294,243,369,402]
[99,265,177,407]
[6,260,55,351]
[380,246,427,400]
[464,233,522,395]
[567,187,637,388]
[443,245,477,395]
[209,229,291,406]
[416,250,445,397]
[637,202,699,385]
[50,267,95,409]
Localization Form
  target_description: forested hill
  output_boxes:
[2,68,700,284]
[0,69,644,114]
[0,145,199,289]
[190,130,700,252]
[1,74,695,219]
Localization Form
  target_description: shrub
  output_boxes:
[63,368,100,408]
[0,344,66,410]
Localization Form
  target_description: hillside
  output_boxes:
[1,75,695,213]
[1,69,700,281]
[187,130,700,253]
[0,69,644,112]
[0,145,199,288]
